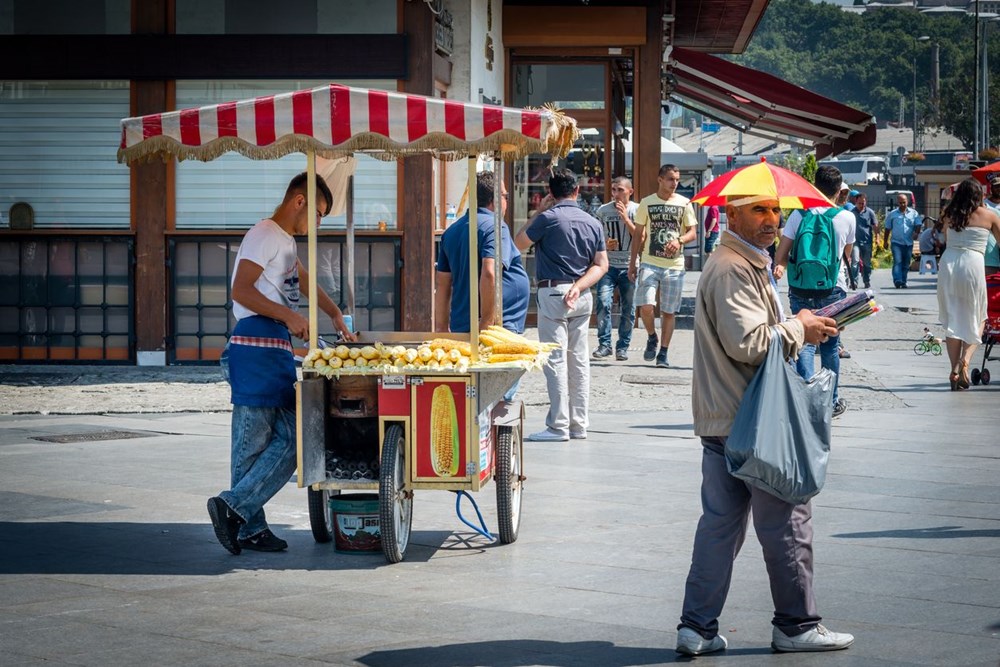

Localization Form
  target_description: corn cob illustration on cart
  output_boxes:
[118,83,577,563]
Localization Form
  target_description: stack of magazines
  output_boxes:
[813,289,882,329]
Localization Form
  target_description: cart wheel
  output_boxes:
[971,368,982,386]
[931,342,942,356]
[307,487,339,543]
[495,425,523,544]
[913,342,926,355]
[379,424,412,563]
[981,368,991,385]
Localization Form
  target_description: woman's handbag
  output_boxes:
[724,328,835,505]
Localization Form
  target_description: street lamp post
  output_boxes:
[913,35,930,153]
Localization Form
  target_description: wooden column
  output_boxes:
[634,0,664,199]
[400,0,436,332]
[131,0,170,364]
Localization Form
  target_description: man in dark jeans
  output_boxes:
[773,166,855,418]
[850,192,878,289]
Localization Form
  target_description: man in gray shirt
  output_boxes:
[593,176,639,360]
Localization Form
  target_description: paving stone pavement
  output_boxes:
[1,267,999,666]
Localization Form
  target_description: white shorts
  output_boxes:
[635,264,685,313]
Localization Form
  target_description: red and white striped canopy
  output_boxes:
[118,83,577,164]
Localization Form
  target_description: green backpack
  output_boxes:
[788,207,841,297]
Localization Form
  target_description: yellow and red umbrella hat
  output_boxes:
[692,157,833,209]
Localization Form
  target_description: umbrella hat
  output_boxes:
[972,161,1000,185]
[692,158,832,209]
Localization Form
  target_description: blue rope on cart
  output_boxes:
[453,491,496,542]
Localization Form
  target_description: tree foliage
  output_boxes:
[731,0,995,149]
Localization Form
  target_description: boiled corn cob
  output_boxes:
[429,385,460,477]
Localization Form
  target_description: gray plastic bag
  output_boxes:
[724,328,835,505]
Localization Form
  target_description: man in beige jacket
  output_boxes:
[675,195,855,656]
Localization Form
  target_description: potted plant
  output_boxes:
[905,152,926,163]
[979,147,1000,161]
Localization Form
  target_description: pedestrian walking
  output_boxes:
[515,168,607,442]
[592,176,639,361]
[883,193,921,288]
[628,164,698,368]
[774,165,855,418]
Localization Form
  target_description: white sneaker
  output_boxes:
[525,429,569,442]
[771,624,854,652]
[675,627,727,656]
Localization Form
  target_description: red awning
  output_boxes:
[665,47,876,159]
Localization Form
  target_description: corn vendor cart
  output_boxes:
[118,83,577,563]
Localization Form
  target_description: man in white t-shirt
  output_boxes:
[628,164,698,368]
[774,165,855,418]
[207,172,355,555]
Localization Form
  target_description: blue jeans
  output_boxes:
[788,288,844,405]
[595,265,636,351]
[220,404,297,540]
[891,242,912,286]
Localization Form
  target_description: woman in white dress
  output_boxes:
[937,178,1000,390]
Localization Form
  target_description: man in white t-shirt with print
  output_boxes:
[773,165,855,418]
[628,164,698,368]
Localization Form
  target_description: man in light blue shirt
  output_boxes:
[883,193,921,288]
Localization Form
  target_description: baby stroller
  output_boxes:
[971,272,1000,385]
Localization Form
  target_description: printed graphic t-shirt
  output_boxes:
[634,192,698,270]
[231,218,300,320]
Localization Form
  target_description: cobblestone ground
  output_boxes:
[0,269,944,416]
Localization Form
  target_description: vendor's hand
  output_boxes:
[563,284,581,309]
[796,309,838,345]
[285,312,309,341]
[606,237,619,251]
[772,264,785,280]
[333,314,357,342]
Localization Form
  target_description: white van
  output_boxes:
[819,156,888,185]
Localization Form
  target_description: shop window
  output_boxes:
[174,80,397,231]
[511,63,605,110]
[0,81,131,230]
[175,0,395,34]
[1,0,129,34]
[0,236,134,362]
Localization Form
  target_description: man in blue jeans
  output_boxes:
[209,172,354,554]
[592,177,639,360]
[774,165,855,418]
[883,193,921,288]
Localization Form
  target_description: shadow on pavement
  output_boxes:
[357,639,774,666]
[0,522,474,573]
[833,525,1000,539]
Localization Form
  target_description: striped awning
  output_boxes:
[118,83,578,164]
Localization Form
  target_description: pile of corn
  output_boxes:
[303,338,473,375]
[477,326,556,364]
[302,327,554,376]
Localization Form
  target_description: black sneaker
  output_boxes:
[207,496,244,555]
[833,398,847,418]
[643,333,659,361]
[615,348,628,361]
[863,282,870,289]
[655,347,669,368]
[238,528,288,552]
[592,345,612,359]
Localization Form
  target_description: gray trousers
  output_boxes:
[679,437,821,638]
[536,285,592,436]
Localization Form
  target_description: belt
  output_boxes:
[536,279,574,288]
